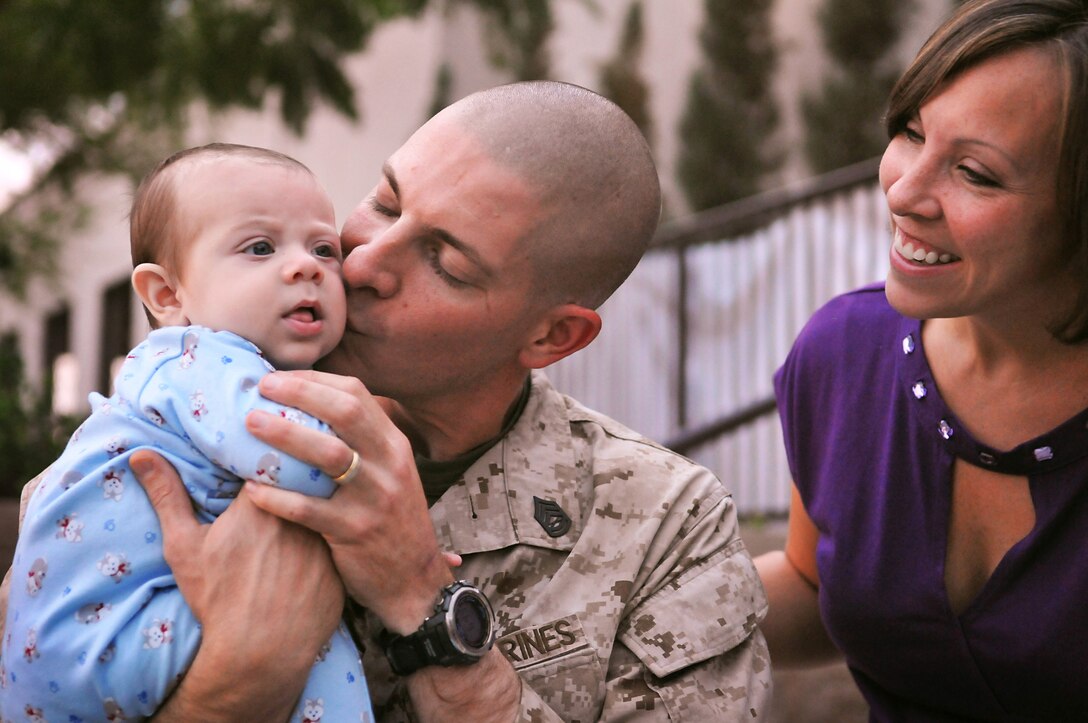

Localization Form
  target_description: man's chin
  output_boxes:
[315,346,360,376]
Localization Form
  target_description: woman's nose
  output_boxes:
[881,144,942,221]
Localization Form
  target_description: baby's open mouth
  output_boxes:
[286,305,321,322]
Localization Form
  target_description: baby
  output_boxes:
[1,144,370,722]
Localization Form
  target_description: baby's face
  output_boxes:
[171,157,346,369]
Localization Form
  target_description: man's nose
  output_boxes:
[341,229,402,298]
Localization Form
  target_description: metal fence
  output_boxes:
[548,158,890,516]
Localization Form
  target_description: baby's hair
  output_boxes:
[129,143,312,274]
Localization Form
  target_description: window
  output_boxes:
[99,279,133,395]
[44,306,79,415]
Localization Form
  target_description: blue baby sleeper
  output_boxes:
[2,326,371,722]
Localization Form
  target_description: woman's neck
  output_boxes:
[924,316,1088,448]
[929,314,1085,378]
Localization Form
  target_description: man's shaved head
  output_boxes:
[439,81,661,309]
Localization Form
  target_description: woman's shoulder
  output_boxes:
[802,282,898,342]
[778,282,908,390]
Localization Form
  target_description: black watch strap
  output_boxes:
[381,581,496,676]
[382,627,435,676]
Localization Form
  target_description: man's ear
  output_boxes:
[132,263,187,327]
[519,304,602,370]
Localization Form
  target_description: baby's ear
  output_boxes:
[132,263,187,327]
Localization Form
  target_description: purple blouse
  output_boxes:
[774,283,1088,722]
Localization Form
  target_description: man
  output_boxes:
[1,81,771,721]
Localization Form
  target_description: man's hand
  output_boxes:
[242,370,453,634]
[244,372,524,722]
[130,450,344,721]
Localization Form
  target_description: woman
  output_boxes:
[756,0,1088,720]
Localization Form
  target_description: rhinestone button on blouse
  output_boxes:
[938,419,954,440]
[903,335,915,355]
[912,381,927,399]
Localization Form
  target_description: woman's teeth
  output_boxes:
[894,233,959,266]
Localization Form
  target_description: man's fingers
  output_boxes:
[244,480,337,537]
[258,372,381,437]
[130,450,203,553]
[246,410,348,474]
[268,368,362,390]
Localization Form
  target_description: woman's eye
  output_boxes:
[959,165,999,188]
[903,125,924,144]
[245,240,274,256]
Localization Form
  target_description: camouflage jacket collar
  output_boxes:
[429,371,584,555]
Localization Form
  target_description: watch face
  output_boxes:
[454,594,491,649]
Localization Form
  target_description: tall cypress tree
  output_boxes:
[599,1,653,142]
[429,0,553,121]
[469,0,553,80]
[677,0,781,211]
[802,0,915,172]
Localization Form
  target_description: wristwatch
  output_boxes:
[381,581,496,675]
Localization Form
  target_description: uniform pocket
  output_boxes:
[497,613,605,722]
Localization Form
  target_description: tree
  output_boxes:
[599,1,652,142]
[802,0,915,172]
[676,0,781,211]
[0,333,78,497]
[0,0,436,295]
[0,0,569,295]
[469,0,554,81]
[0,0,433,136]
[427,62,456,121]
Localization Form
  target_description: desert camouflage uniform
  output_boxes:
[0,372,772,721]
[359,371,772,721]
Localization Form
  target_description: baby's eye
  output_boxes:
[313,244,339,259]
[245,240,274,256]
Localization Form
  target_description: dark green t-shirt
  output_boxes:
[416,377,531,506]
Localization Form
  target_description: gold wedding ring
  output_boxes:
[333,449,361,484]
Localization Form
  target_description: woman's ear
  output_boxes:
[518,304,602,370]
[132,263,187,327]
